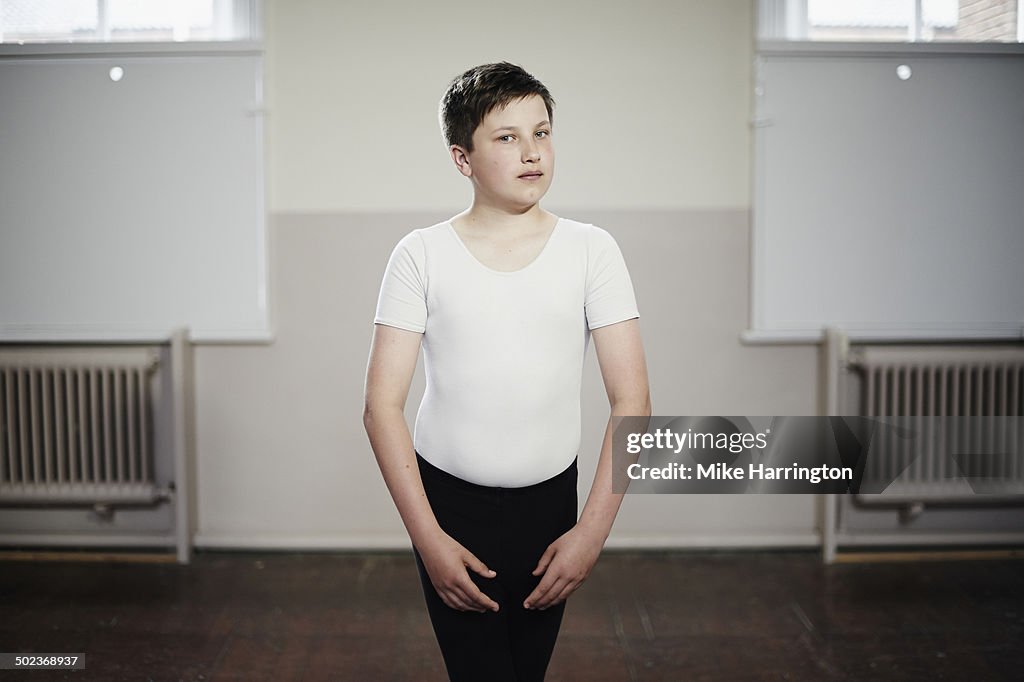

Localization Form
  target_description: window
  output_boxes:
[748,0,1024,343]
[760,0,1023,44]
[0,0,260,43]
[0,0,268,341]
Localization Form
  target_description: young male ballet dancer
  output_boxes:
[363,62,651,681]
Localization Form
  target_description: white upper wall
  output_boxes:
[265,0,753,212]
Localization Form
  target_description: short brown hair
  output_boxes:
[439,62,555,153]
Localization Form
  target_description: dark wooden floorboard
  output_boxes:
[0,549,1021,681]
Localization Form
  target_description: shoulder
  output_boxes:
[395,221,446,246]
[557,217,618,242]
[557,217,623,257]
[413,220,451,243]
[390,221,449,258]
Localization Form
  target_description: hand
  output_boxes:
[523,525,603,611]
[417,530,500,613]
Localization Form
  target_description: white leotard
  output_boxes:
[373,216,639,487]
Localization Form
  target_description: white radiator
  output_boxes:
[822,329,1024,563]
[853,346,1023,418]
[0,348,161,505]
[848,345,1024,497]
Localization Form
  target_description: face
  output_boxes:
[452,94,555,212]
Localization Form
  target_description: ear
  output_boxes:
[450,145,472,178]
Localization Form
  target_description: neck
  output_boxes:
[454,202,554,237]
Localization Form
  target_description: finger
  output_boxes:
[446,583,479,611]
[465,554,498,579]
[531,546,555,576]
[525,574,566,610]
[541,581,579,610]
[455,579,499,613]
[440,588,474,612]
[534,578,570,609]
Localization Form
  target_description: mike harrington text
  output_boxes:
[626,461,854,484]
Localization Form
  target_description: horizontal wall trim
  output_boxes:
[834,531,1024,546]
[0,41,263,58]
[741,328,1024,344]
[195,531,1024,552]
[6,530,1017,554]
[195,534,416,550]
[193,532,823,551]
[0,533,177,547]
[757,40,1024,57]
[0,325,276,345]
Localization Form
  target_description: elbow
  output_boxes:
[362,400,401,428]
[362,401,378,429]
[612,392,651,416]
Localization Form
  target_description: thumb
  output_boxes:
[465,552,497,578]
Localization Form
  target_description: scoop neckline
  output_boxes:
[446,217,563,276]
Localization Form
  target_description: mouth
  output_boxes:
[518,172,544,179]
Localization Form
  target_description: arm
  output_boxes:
[363,323,500,612]
[524,317,652,610]
[578,317,652,541]
[362,323,438,548]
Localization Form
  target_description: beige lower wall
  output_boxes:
[192,209,822,549]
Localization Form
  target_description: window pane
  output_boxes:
[765,0,1022,43]
[0,0,255,43]
[107,0,214,41]
[0,0,98,41]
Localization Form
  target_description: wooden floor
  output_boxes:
[0,548,1022,681]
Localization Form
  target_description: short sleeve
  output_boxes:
[584,226,640,330]
[373,231,427,333]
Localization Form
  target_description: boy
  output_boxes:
[363,62,651,681]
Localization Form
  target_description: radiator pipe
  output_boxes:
[899,501,925,524]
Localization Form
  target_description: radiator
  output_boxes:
[821,329,1024,563]
[847,345,1024,497]
[0,348,162,505]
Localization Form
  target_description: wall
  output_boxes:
[192,0,823,550]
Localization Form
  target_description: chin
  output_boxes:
[496,181,551,207]
[521,192,549,208]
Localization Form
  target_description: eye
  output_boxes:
[498,134,514,143]
[535,130,550,139]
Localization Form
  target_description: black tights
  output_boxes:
[412,451,579,682]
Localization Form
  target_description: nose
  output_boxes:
[521,138,540,163]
